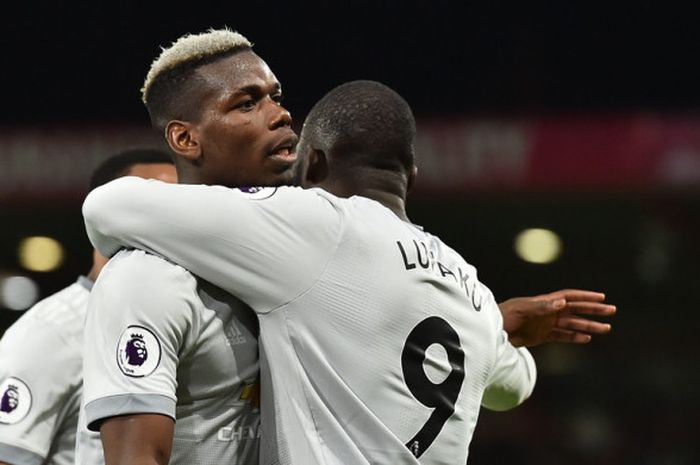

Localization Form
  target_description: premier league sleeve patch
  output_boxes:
[116,325,162,378]
[0,377,31,424]
[237,186,278,200]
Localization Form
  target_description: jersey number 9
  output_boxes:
[401,316,465,458]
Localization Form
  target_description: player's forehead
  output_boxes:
[197,50,281,99]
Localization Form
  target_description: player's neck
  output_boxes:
[176,169,201,185]
[324,170,410,222]
[361,188,410,222]
[87,249,109,282]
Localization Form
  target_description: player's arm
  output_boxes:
[82,251,196,465]
[481,332,537,411]
[0,318,80,465]
[100,414,174,465]
[83,178,341,311]
[499,289,616,347]
[479,288,537,411]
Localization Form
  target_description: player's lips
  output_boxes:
[268,133,298,164]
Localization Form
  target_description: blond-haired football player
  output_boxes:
[80,28,296,465]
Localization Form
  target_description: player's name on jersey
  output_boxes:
[396,239,483,311]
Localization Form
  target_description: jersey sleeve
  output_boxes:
[479,286,537,412]
[83,178,342,313]
[82,249,199,431]
[0,314,81,464]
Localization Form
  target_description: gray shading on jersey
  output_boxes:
[167,278,261,465]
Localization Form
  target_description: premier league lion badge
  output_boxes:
[238,186,278,200]
[0,377,31,424]
[117,325,161,377]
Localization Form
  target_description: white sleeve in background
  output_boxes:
[0,305,83,465]
[83,179,342,313]
[480,287,537,411]
[82,249,198,431]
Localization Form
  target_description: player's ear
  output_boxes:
[407,164,418,193]
[305,148,329,185]
[165,120,202,165]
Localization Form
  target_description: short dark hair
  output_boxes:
[89,148,173,191]
[303,80,416,173]
[142,29,253,132]
[144,49,249,132]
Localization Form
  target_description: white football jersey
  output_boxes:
[0,277,103,465]
[81,249,260,465]
[84,179,536,465]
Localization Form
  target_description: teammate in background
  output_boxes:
[79,29,297,465]
[83,80,615,464]
[0,149,175,465]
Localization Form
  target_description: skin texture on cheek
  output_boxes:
[185,51,296,188]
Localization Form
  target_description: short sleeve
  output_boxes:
[480,285,537,411]
[82,249,199,431]
[0,314,82,463]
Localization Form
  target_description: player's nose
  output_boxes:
[268,101,292,129]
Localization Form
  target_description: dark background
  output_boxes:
[5,1,700,123]
[2,2,699,464]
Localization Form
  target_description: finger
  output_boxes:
[540,289,606,302]
[546,298,567,312]
[547,328,592,344]
[563,302,617,316]
[556,316,612,334]
[506,297,566,316]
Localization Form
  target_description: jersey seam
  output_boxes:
[280,308,332,465]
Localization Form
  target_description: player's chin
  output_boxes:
[257,170,292,188]
[265,160,297,186]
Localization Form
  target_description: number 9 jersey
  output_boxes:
[84,179,537,465]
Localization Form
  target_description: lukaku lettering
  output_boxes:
[396,240,482,311]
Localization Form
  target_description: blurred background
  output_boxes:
[1,1,698,463]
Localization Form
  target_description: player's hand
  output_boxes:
[499,289,616,347]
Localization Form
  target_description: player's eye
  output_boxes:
[271,93,284,105]
[239,99,257,110]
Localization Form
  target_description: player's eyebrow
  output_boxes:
[226,82,282,100]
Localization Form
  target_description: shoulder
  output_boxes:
[0,292,84,402]
[237,185,345,214]
[90,250,201,332]
[227,185,345,248]
[96,249,197,298]
[1,282,89,352]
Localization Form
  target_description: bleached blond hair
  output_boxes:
[141,28,252,105]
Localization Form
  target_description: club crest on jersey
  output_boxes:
[116,325,161,378]
[237,186,278,200]
[0,377,31,424]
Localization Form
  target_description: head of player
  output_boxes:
[141,28,297,187]
[293,80,418,221]
[87,148,177,280]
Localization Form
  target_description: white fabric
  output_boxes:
[84,178,536,465]
[82,249,260,465]
[0,279,103,465]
